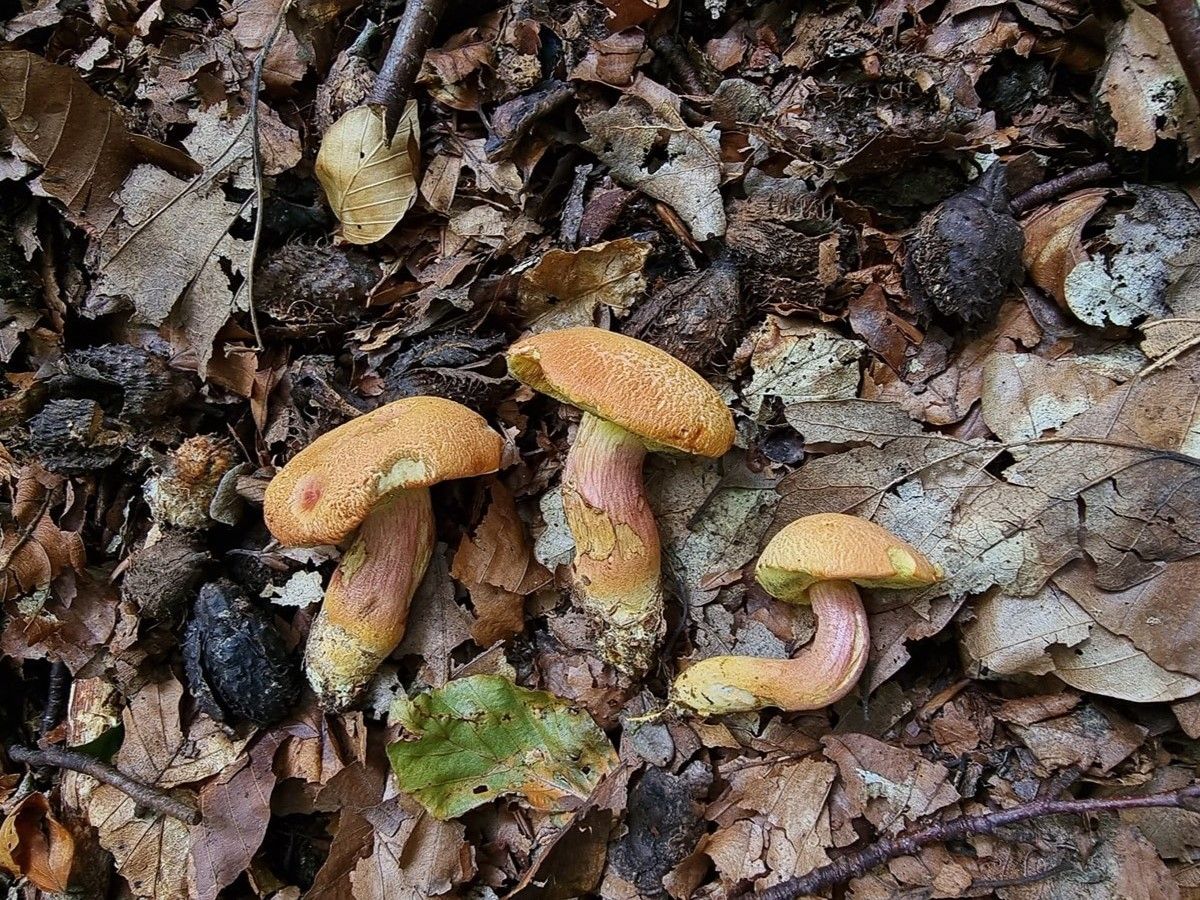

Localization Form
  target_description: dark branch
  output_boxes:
[368,0,449,143]
[9,745,201,825]
[753,783,1200,900]
[1157,0,1200,103]
[1010,162,1115,216]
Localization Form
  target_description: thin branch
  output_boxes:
[8,745,201,824]
[754,783,1200,900]
[1157,0,1200,103]
[239,0,296,351]
[368,0,449,142]
[1010,162,1114,215]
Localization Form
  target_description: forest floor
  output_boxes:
[2,0,1200,897]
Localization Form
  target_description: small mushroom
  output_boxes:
[263,397,503,710]
[671,513,942,716]
[507,327,734,675]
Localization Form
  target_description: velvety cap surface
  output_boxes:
[265,397,503,546]
[756,513,942,598]
[506,327,734,457]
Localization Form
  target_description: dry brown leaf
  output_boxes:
[452,480,548,647]
[600,0,669,32]
[0,50,197,233]
[518,237,651,331]
[583,98,725,241]
[190,734,281,900]
[1,466,85,601]
[822,734,960,834]
[90,164,251,377]
[0,793,75,893]
[1021,188,1108,304]
[316,102,421,245]
[351,800,473,900]
[87,677,241,900]
[704,758,836,891]
[395,545,473,687]
[1095,2,1200,162]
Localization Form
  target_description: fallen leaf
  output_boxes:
[89,164,251,376]
[387,674,619,820]
[395,544,473,687]
[87,677,241,900]
[822,733,960,834]
[583,97,725,241]
[190,733,281,900]
[0,793,75,893]
[1,465,85,601]
[1021,188,1108,304]
[517,237,651,331]
[316,102,421,245]
[741,316,864,417]
[1062,186,1200,327]
[350,799,473,900]
[451,480,548,647]
[1095,2,1200,163]
[0,50,197,233]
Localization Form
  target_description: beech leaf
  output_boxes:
[387,674,618,820]
[316,102,420,245]
[0,793,75,893]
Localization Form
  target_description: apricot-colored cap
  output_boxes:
[264,397,503,546]
[506,327,734,457]
[756,513,942,600]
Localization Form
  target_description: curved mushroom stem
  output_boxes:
[305,487,434,710]
[561,412,665,675]
[669,579,869,716]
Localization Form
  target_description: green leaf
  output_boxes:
[387,675,618,820]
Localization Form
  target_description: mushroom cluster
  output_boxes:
[261,329,942,717]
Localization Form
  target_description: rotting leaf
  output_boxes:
[1062,186,1200,327]
[89,164,251,377]
[0,793,75,893]
[741,316,864,418]
[0,50,198,233]
[517,237,651,331]
[316,102,420,245]
[387,674,618,820]
[582,97,725,241]
[1095,1,1200,163]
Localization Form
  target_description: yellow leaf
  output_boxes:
[316,102,420,245]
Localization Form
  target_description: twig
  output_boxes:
[1157,0,1200,103]
[239,0,296,351]
[753,783,1200,900]
[39,661,70,738]
[8,745,201,824]
[1009,162,1114,215]
[368,0,449,143]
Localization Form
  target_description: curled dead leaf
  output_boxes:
[316,102,420,245]
[1021,188,1108,305]
[1,466,85,601]
[0,793,75,893]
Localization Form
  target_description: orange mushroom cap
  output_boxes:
[756,513,942,601]
[264,397,503,547]
[506,327,734,457]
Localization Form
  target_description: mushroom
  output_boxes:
[264,397,503,710]
[507,327,734,674]
[671,513,941,715]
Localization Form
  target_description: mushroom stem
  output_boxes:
[670,579,870,716]
[305,486,434,710]
[561,412,664,674]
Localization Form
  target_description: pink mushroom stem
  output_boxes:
[561,412,665,675]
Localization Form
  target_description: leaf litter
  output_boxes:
[3,0,1200,896]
